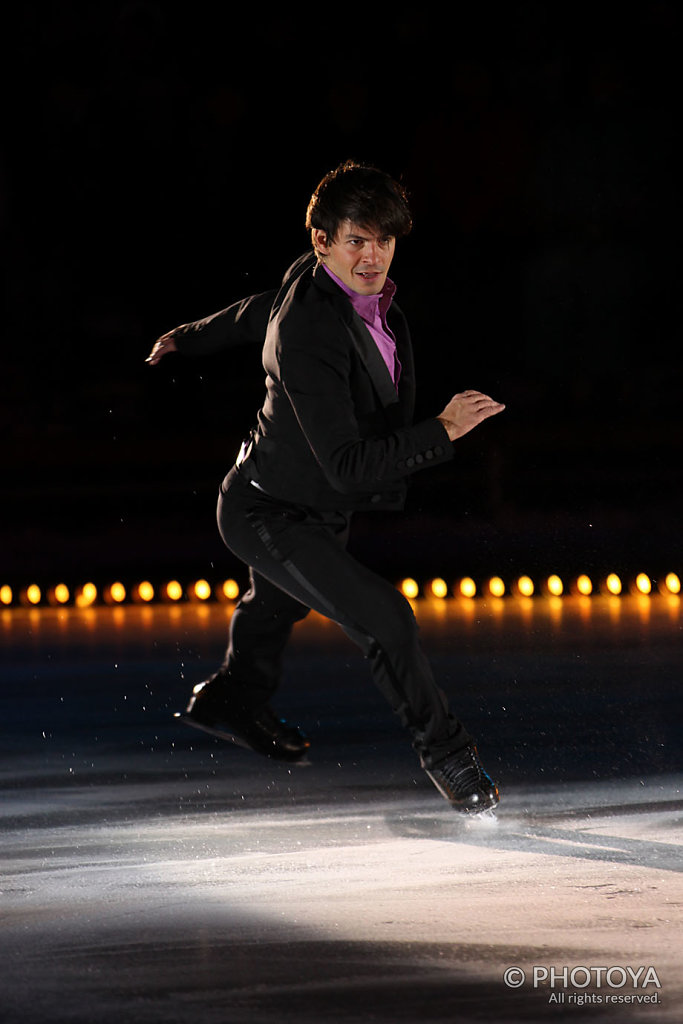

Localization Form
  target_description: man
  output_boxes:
[147,161,505,814]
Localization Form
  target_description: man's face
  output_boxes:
[314,220,396,295]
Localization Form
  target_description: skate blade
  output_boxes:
[425,770,499,818]
[174,712,312,766]
[467,806,499,826]
[175,710,253,749]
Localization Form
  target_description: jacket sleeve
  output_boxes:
[278,326,453,494]
[171,290,277,356]
[170,255,316,357]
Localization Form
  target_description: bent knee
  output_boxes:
[368,591,419,649]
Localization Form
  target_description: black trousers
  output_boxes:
[215,465,471,767]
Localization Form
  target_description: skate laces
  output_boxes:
[440,746,490,792]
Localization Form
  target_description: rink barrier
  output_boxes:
[0,573,680,608]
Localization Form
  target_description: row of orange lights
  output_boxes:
[1,572,680,608]
[399,572,681,600]
[0,579,241,608]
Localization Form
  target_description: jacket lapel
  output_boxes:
[344,311,401,410]
[312,262,406,414]
[391,308,416,422]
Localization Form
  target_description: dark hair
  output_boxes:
[305,161,412,246]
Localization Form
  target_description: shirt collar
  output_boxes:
[322,263,396,322]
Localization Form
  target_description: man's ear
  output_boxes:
[312,228,330,255]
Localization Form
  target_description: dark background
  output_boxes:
[1,1,680,592]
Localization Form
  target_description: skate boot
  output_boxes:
[177,675,310,763]
[424,744,499,814]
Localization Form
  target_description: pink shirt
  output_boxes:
[323,265,402,389]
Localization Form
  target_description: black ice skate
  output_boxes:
[176,676,310,763]
[424,744,499,814]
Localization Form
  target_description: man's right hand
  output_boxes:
[145,329,181,365]
[436,390,505,441]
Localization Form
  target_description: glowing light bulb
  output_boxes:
[76,583,98,608]
[458,577,477,598]
[48,583,70,605]
[25,584,42,605]
[546,574,564,597]
[516,575,534,598]
[220,579,240,600]
[135,581,155,603]
[604,573,622,596]
[0,585,13,605]
[107,582,126,604]
[487,576,505,598]
[575,574,593,596]
[663,572,681,595]
[429,577,448,598]
[399,578,419,599]
[192,579,212,601]
[164,580,183,601]
[635,573,651,595]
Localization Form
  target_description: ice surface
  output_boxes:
[1,599,681,1022]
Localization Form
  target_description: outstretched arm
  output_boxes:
[145,253,317,365]
[145,290,277,364]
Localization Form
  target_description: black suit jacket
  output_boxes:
[173,253,453,511]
